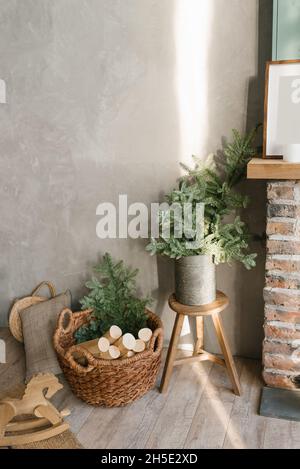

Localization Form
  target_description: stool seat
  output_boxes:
[160,291,242,397]
[169,291,229,316]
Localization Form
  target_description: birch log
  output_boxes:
[74,338,120,364]
[138,328,153,348]
[114,333,136,356]
[79,338,103,355]
[103,325,122,344]
[98,337,110,353]
[76,337,109,356]
[133,339,146,353]
[99,345,120,360]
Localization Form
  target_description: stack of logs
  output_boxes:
[77,325,153,361]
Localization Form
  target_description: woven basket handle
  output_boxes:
[57,308,74,334]
[149,327,163,355]
[65,345,95,374]
[31,281,56,298]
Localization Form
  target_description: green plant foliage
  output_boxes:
[75,254,150,344]
[146,129,257,270]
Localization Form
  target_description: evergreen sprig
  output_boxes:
[146,129,257,269]
[75,254,150,344]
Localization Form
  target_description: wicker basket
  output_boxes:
[53,308,164,407]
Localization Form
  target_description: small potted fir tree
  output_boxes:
[147,129,257,306]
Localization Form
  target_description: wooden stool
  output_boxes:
[160,291,242,396]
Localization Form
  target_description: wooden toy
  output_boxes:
[0,373,70,447]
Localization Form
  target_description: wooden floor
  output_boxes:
[1,327,300,449]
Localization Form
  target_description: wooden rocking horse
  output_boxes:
[0,373,70,446]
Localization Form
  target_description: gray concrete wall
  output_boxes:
[0,0,271,358]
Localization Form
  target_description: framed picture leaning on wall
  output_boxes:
[264,60,300,159]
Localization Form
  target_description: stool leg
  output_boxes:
[193,316,204,356]
[160,313,185,394]
[212,312,242,396]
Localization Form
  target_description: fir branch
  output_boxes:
[146,128,258,268]
[75,254,150,344]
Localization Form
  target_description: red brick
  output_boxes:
[267,240,300,255]
[266,220,296,237]
[266,274,300,290]
[264,353,300,372]
[264,181,300,385]
[268,184,295,201]
[266,258,300,273]
[264,288,300,307]
[264,324,300,341]
[263,370,299,389]
[265,307,300,324]
[263,340,297,355]
[267,204,300,219]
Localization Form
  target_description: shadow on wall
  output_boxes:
[233,0,272,359]
[164,0,272,358]
[204,0,273,359]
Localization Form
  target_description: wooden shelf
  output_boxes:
[247,158,300,180]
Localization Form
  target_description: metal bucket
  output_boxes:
[175,255,216,306]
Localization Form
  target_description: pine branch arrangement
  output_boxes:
[146,129,257,269]
[75,254,150,344]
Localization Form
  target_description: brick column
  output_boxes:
[263,181,300,390]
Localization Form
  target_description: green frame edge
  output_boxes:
[272,0,278,60]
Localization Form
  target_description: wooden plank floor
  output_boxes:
[1,328,300,449]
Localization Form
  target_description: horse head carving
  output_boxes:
[24,373,63,399]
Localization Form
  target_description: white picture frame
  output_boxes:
[264,60,300,159]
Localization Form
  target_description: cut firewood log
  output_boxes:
[103,325,122,344]
[99,345,120,360]
[133,339,146,353]
[98,337,110,353]
[138,328,153,347]
[114,333,136,356]
[73,342,120,364]
[125,351,135,358]
[77,337,110,355]
[79,338,103,355]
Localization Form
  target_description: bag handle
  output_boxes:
[31,281,56,298]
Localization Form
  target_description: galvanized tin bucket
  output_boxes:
[175,255,216,306]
